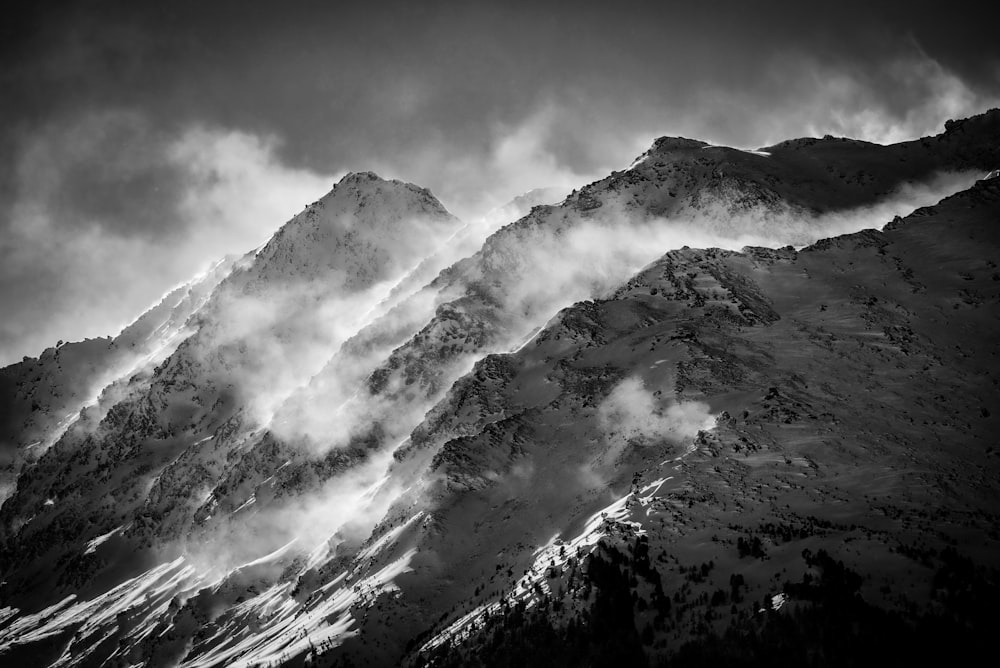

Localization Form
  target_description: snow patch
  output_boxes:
[628,153,651,170]
[701,144,771,157]
[235,539,298,571]
[422,492,641,653]
[231,494,256,515]
[0,558,195,658]
[356,511,424,563]
[83,526,124,555]
[182,548,418,668]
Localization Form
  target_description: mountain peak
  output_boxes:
[650,136,711,151]
[329,171,444,209]
[234,168,460,293]
[338,170,384,184]
[943,106,1000,134]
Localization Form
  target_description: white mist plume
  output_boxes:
[801,50,996,146]
[185,450,404,576]
[190,277,408,425]
[579,375,715,490]
[507,169,981,321]
[599,376,715,449]
[0,113,334,365]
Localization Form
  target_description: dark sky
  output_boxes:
[2,0,998,363]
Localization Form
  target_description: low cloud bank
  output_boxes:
[599,377,715,455]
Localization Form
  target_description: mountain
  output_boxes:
[0,110,998,667]
[0,172,461,605]
[401,173,1000,667]
[0,256,238,504]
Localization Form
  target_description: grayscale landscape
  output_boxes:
[1,3,998,667]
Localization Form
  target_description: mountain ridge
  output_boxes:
[0,111,998,667]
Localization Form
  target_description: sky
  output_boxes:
[1,0,999,365]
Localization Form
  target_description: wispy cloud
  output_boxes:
[686,46,1000,148]
[599,376,715,452]
[0,113,334,365]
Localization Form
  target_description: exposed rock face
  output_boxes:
[1,111,999,667]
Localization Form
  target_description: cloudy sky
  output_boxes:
[1,0,998,364]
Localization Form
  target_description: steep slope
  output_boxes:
[380,175,1000,667]
[0,256,237,503]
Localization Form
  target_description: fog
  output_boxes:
[599,376,716,460]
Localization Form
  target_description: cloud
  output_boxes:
[185,450,403,575]
[596,376,715,471]
[369,101,648,222]
[684,46,1000,149]
[0,113,335,365]
[662,170,985,248]
[10,110,185,238]
[600,377,716,442]
[168,127,340,250]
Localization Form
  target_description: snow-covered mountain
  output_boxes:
[0,172,461,605]
[0,256,238,504]
[1,110,999,667]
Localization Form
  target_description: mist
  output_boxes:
[598,376,716,460]
[0,116,336,366]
